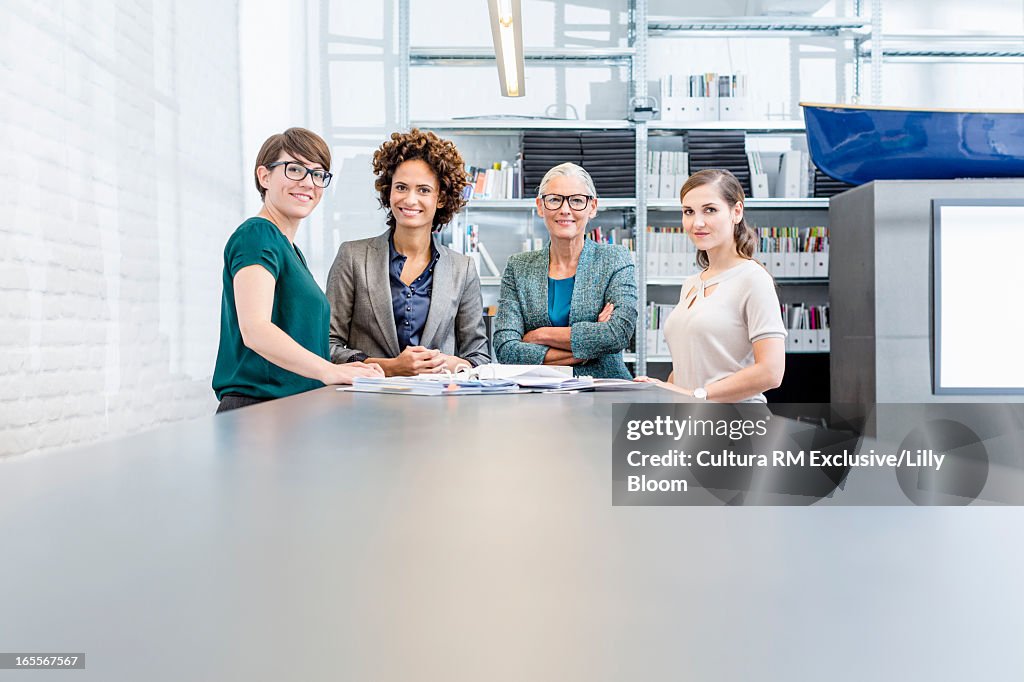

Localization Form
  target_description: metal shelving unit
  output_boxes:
[409,47,636,65]
[410,119,633,132]
[648,120,806,132]
[857,33,1024,62]
[646,276,827,287]
[465,198,638,210]
[392,0,866,375]
[648,16,870,37]
[647,197,828,210]
[625,351,826,363]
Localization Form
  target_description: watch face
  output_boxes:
[694,388,707,400]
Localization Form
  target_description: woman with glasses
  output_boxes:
[494,162,637,378]
[212,127,383,412]
[326,129,489,375]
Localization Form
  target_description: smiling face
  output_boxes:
[257,153,324,222]
[389,159,442,232]
[681,182,744,259]
[536,174,597,243]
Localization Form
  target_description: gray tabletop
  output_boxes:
[1,387,1023,681]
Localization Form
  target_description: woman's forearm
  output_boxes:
[240,319,334,383]
[701,363,781,402]
[524,326,572,351]
[365,357,397,376]
[542,348,582,365]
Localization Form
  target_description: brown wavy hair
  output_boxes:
[679,169,757,269]
[254,127,331,201]
[372,129,469,231]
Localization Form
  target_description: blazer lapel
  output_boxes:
[420,236,451,350]
[367,233,401,356]
[535,244,552,327]
[568,239,596,325]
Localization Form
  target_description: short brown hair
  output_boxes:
[254,127,332,200]
[372,129,469,230]
[679,169,757,269]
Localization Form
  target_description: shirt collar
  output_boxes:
[388,229,439,264]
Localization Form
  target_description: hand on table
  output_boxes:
[321,361,384,385]
[633,376,693,395]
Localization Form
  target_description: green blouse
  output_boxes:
[212,217,330,400]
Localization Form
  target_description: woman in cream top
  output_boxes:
[648,169,786,403]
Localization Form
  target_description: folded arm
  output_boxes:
[493,265,549,365]
[569,258,638,360]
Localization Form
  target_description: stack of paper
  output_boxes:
[548,378,655,393]
[345,376,519,396]
[472,365,584,389]
[472,365,654,392]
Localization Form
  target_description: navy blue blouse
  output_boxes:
[389,231,439,349]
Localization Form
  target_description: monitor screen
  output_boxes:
[933,200,1024,394]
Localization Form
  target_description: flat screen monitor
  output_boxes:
[933,199,1024,394]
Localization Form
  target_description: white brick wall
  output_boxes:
[0,1,244,457]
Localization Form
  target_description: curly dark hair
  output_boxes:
[372,129,469,230]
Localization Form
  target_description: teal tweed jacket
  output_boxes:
[494,240,638,379]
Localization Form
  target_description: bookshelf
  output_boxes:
[395,0,872,395]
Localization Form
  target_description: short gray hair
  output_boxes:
[537,162,598,198]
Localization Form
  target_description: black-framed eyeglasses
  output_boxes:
[541,193,593,211]
[265,161,333,188]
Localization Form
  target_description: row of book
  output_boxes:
[645,151,689,199]
[642,303,677,357]
[640,301,830,357]
[753,249,829,278]
[782,303,831,353]
[585,226,634,249]
[639,251,829,279]
[635,226,828,278]
[641,227,698,277]
[661,73,749,98]
[757,227,829,253]
[449,221,504,277]
[661,73,750,122]
[464,160,524,201]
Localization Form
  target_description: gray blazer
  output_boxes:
[493,240,638,379]
[326,231,490,366]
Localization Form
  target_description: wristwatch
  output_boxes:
[693,387,708,400]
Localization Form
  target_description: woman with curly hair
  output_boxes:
[326,129,489,375]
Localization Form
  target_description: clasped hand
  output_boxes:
[391,346,469,376]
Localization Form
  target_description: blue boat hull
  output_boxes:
[802,104,1024,186]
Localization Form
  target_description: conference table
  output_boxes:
[1,387,1022,681]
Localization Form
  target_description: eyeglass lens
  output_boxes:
[543,194,589,210]
[283,162,331,188]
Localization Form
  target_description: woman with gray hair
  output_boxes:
[493,162,638,378]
